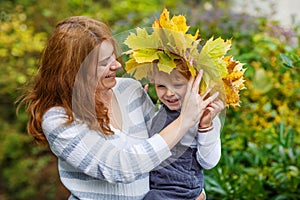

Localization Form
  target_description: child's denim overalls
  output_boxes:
[143,105,203,200]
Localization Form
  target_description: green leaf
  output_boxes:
[252,68,273,93]
[157,51,176,73]
[124,28,159,50]
[133,49,159,63]
[280,53,294,68]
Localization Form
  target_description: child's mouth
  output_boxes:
[166,99,179,104]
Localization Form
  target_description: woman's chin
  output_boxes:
[99,79,117,90]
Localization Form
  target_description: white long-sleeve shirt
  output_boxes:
[42,78,171,199]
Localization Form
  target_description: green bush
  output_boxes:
[187,2,300,199]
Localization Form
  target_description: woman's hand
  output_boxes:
[159,70,220,149]
[199,99,225,129]
[180,70,219,129]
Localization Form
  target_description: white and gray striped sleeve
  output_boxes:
[42,107,171,184]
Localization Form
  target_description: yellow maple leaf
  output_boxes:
[125,59,154,80]
[186,29,200,41]
[153,8,190,34]
[225,71,244,82]
[171,15,189,33]
[125,58,139,72]
[158,8,173,30]
[223,82,240,107]
[152,19,161,29]
[187,62,197,77]
[222,56,246,107]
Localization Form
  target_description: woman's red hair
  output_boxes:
[17,16,119,144]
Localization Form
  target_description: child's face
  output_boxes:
[154,70,189,111]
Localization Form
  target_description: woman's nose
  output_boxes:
[110,60,122,70]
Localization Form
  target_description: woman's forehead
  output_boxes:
[98,40,114,59]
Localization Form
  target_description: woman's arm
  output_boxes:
[42,107,171,184]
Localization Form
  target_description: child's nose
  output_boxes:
[166,89,175,96]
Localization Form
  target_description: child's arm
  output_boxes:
[196,116,222,169]
[198,100,224,130]
[196,100,224,169]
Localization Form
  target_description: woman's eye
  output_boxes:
[157,85,165,88]
[98,54,116,67]
[98,60,109,66]
[99,62,108,66]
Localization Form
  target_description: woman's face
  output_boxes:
[96,40,122,91]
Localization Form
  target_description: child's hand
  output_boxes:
[199,99,225,129]
[144,84,149,92]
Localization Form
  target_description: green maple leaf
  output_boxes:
[157,51,177,73]
[202,37,231,57]
[124,28,159,50]
[199,37,230,78]
[132,49,159,63]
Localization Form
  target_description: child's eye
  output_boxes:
[174,84,184,87]
[157,85,166,88]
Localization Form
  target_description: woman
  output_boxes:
[17,16,219,199]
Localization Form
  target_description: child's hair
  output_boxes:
[173,58,192,80]
[148,57,192,83]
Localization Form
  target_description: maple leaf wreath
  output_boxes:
[123,8,246,107]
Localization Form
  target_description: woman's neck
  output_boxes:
[97,89,113,107]
[96,88,122,130]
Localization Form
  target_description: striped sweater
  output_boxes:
[42,78,172,199]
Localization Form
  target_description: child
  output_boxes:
[123,8,244,199]
[143,60,225,200]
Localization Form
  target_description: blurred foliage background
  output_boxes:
[0,0,299,199]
